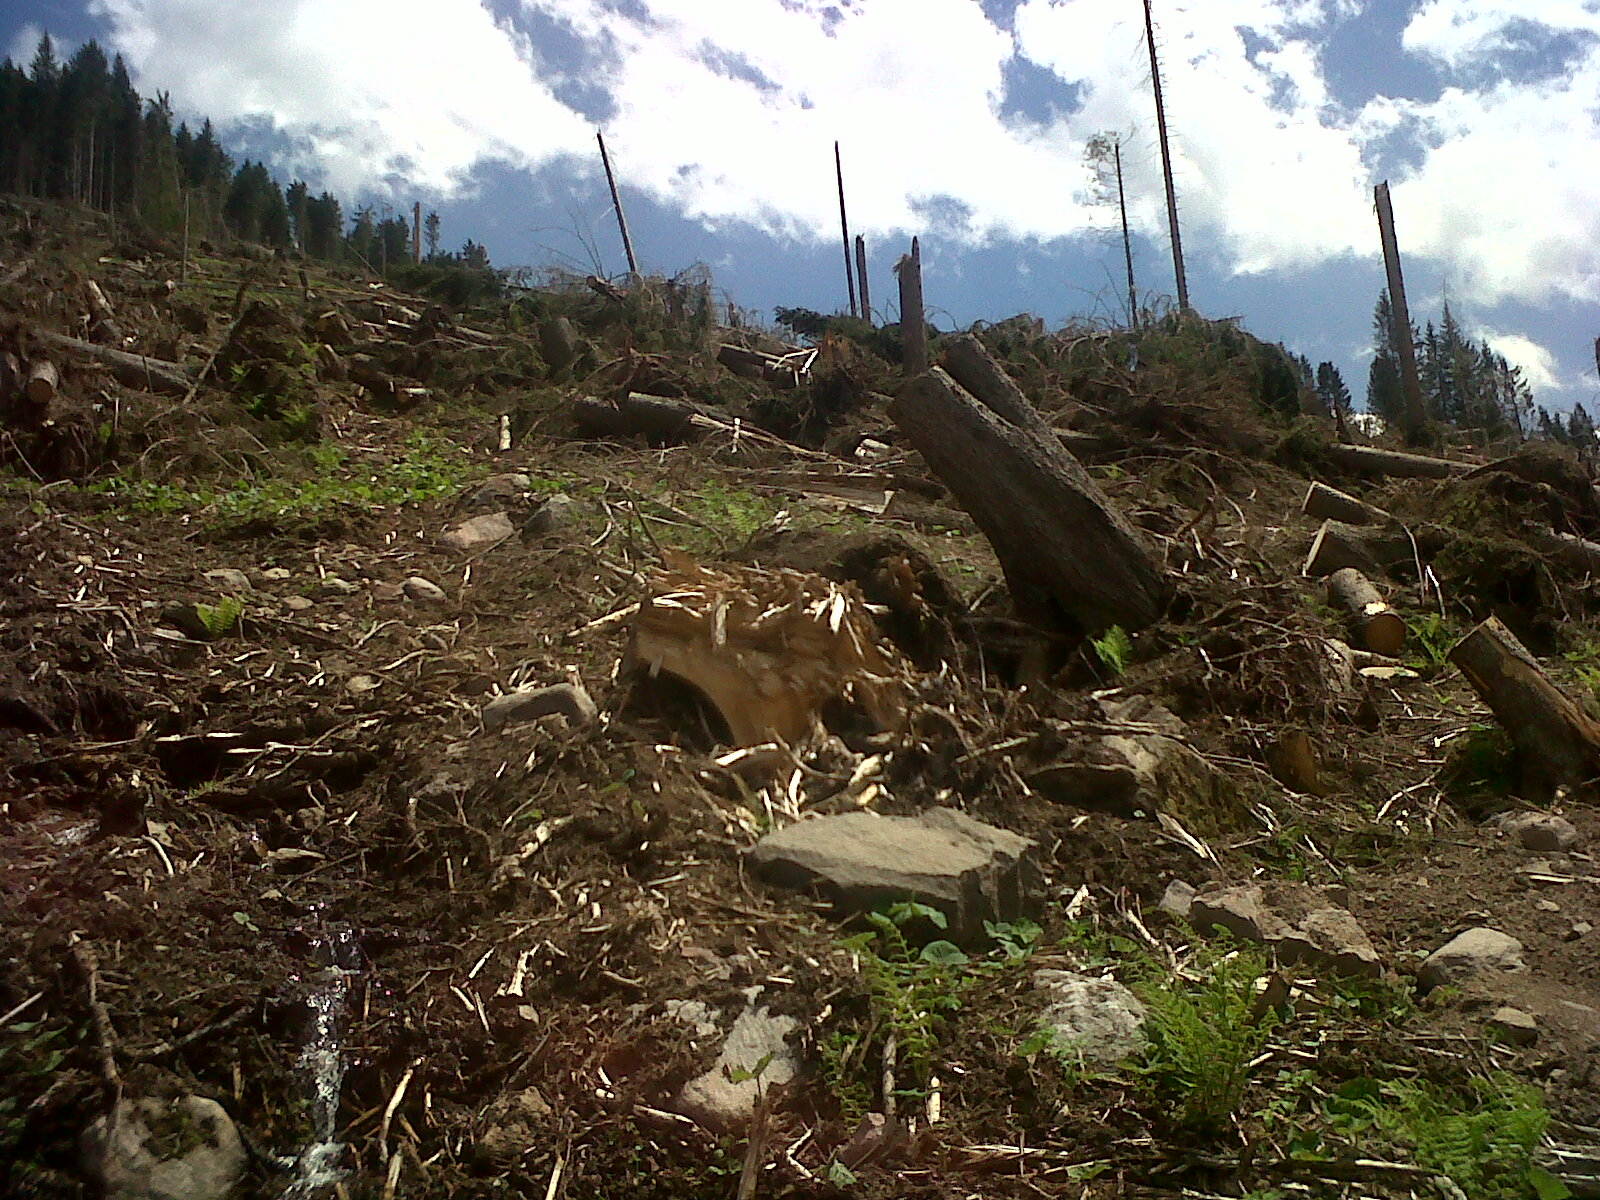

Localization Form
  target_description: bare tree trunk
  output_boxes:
[895,238,927,374]
[835,141,856,319]
[1143,0,1188,311]
[1374,182,1427,445]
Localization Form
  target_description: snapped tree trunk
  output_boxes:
[1326,443,1472,480]
[889,349,1168,634]
[1449,616,1600,796]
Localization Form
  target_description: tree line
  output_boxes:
[0,34,483,271]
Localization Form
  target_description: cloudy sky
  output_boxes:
[8,0,1600,411]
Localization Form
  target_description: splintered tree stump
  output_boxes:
[889,341,1168,634]
[1303,519,1415,578]
[1325,568,1406,656]
[1302,481,1392,526]
[1448,616,1600,796]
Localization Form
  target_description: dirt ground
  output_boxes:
[3,198,1600,1200]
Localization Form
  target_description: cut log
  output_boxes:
[1448,616,1600,796]
[25,359,58,407]
[888,354,1169,634]
[1303,519,1415,578]
[34,329,193,396]
[84,279,124,345]
[1326,443,1472,479]
[571,393,711,445]
[1325,567,1406,656]
[1302,481,1392,526]
[716,344,815,389]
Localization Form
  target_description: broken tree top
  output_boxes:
[629,553,905,746]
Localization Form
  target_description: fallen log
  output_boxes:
[1326,443,1472,480]
[1325,567,1406,656]
[85,279,124,345]
[25,359,58,407]
[888,349,1169,634]
[1301,480,1392,526]
[1303,519,1414,578]
[571,392,711,445]
[716,344,815,389]
[1538,531,1600,578]
[1448,616,1600,796]
[34,329,193,396]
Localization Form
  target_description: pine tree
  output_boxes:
[1367,290,1408,428]
[1315,362,1352,422]
[424,209,440,260]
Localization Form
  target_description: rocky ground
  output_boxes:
[2,195,1600,1199]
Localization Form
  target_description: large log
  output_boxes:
[34,329,193,396]
[571,393,712,445]
[1326,443,1472,479]
[888,359,1169,634]
[84,279,124,345]
[1301,480,1392,526]
[25,359,58,407]
[1303,519,1415,578]
[1325,568,1406,656]
[1448,616,1600,796]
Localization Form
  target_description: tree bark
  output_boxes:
[1325,567,1406,656]
[1448,616,1600,796]
[1302,480,1392,526]
[571,393,712,445]
[889,363,1168,634]
[895,239,927,373]
[84,279,123,345]
[1303,519,1415,578]
[34,330,193,396]
[1326,442,1472,479]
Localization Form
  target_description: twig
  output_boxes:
[127,1003,252,1061]
[735,1085,772,1200]
[379,1060,418,1159]
[69,937,120,1090]
[0,991,44,1029]
[542,1153,565,1200]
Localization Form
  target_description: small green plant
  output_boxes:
[1325,1074,1563,1200]
[1090,624,1133,675]
[1408,612,1458,671]
[1132,940,1279,1132]
[839,902,970,1089]
[984,918,1043,961]
[195,595,244,638]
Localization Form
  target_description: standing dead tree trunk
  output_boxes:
[895,239,927,374]
[889,335,1169,634]
[1449,616,1600,797]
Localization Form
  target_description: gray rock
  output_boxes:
[1498,811,1581,852]
[1569,921,1594,941]
[1486,1006,1538,1047]
[481,682,598,732]
[470,473,534,506]
[283,595,314,612]
[201,568,252,593]
[1418,927,1525,991]
[402,576,448,604]
[317,575,358,596]
[746,808,1041,943]
[540,316,582,370]
[1190,884,1379,977]
[1033,970,1146,1067]
[675,1005,799,1130]
[261,567,292,582]
[522,494,576,539]
[1159,879,1196,920]
[82,1095,245,1200]
[441,511,515,553]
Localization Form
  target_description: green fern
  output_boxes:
[195,594,244,638]
[1090,624,1133,675]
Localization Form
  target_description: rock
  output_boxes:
[283,595,315,612]
[675,1005,799,1130]
[1189,883,1379,978]
[1497,811,1581,852]
[441,511,515,553]
[1536,899,1562,913]
[261,567,292,581]
[470,473,533,506]
[746,808,1041,943]
[1158,879,1196,920]
[402,576,448,603]
[1418,927,1525,991]
[481,682,598,732]
[344,674,380,696]
[522,493,576,539]
[81,1095,246,1200]
[540,316,581,370]
[1033,970,1146,1066]
[201,568,252,593]
[317,575,358,597]
[1486,1006,1538,1046]
[266,847,326,873]
[1568,921,1594,941]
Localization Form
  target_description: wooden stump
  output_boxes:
[25,359,58,407]
[1325,568,1406,656]
[1448,616,1600,796]
[888,356,1168,635]
[1303,519,1414,578]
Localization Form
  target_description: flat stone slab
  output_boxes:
[1418,927,1525,991]
[746,807,1040,942]
[1189,883,1380,978]
[440,511,514,553]
[81,1095,245,1200]
[481,682,598,732]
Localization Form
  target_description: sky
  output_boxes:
[7,0,1600,412]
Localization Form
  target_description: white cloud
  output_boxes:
[1403,0,1600,67]
[87,0,594,197]
[1477,327,1567,392]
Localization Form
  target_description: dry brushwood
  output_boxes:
[628,553,906,746]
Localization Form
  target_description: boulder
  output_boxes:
[1497,811,1581,852]
[675,1005,799,1131]
[1033,970,1146,1067]
[1418,927,1525,991]
[402,576,448,604]
[747,808,1040,943]
[481,682,598,732]
[1158,879,1196,920]
[1189,883,1380,978]
[81,1095,245,1200]
[441,511,515,553]
[1486,1006,1538,1047]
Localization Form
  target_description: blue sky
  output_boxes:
[7,0,1600,413]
